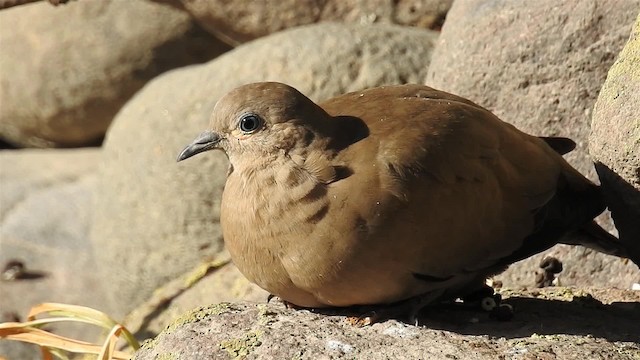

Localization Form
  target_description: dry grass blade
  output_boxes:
[29,303,117,329]
[0,303,139,360]
[99,324,128,360]
[0,323,129,358]
[29,302,140,351]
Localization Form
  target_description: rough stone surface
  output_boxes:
[426,0,640,291]
[0,0,229,148]
[124,256,268,340]
[590,14,640,263]
[91,22,438,318]
[426,0,639,180]
[177,0,452,45]
[134,288,640,360]
[0,148,104,360]
[494,244,639,291]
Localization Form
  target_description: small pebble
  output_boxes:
[1,260,25,281]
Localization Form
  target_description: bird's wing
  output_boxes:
[320,85,591,279]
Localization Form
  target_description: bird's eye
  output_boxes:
[239,114,263,133]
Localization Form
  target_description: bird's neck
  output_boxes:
[228,151,327,198]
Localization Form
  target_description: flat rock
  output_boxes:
[426,0,640,291]
[590,14,640,263]
[134,287,640,360]
[0,0,229,147]
[91,22,439,318]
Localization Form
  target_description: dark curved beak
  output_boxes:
[177,131,221,162]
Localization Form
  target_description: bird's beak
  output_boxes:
[176,131,221,162]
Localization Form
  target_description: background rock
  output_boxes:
[494,244,639,291]
[590,14,640,263]
[426,0,638,180]
[124,256,268,340]
[176,0,452,45]
[90,22,439,319]
[0,0,229,148]
[0,148,103,360]
[134,288,640,360]
[426,0,640,290]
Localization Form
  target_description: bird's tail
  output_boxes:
[560,220,640,265]
[538,135,639,266]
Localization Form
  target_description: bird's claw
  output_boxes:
[266,294,301,309]
[346,312,377,327]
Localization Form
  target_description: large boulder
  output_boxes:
[425,0,640,289]
[134,288,640,360]
[176,0,452,45]
[590,14,640,263]
[426,0,638,180]
[0,0,229,148]
[91,23,439,318]
[0,148,103,360]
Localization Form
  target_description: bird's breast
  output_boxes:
[220,160,356,305]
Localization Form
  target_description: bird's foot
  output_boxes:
[345,290,445,327]
[346,311,379,327]
[461,284,514,321]
[266,294,303,309]
[461,284,501,311]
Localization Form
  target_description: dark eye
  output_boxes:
[239,114,262,133]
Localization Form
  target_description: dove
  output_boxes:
[177,82,630,317]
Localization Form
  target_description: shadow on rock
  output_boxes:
[595,162,640,265]
[419,295,640,342]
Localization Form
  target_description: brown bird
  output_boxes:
[178,82,630,319]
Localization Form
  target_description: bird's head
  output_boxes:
[177,82,330,164]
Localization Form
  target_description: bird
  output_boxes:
[177,82,631,320]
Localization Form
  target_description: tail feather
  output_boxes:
[493,176,606,268]
[561,220,640,265]
[494,136,639,267]
[540,136,576,155]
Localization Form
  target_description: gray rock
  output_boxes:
[134,288,640,360]
[426,0,640,290]
[426,0,638,181]
[177,0,452,45]
[91,22,439,318]
[590,14,640,263]
[124,257,269,340]
[0,0,229,148]
[0,148,103,360]
[494,243,639,290]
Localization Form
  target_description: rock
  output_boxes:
[590,14,640,263]
[0,148,103,360]
[124,256,268,340]
[178,0,452,45]
[494,244,639,291]
[0,0,229,148]
[426,0,640,291]
[91,22,439,318]
[134,288,640,360]
[426,0,638,181]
